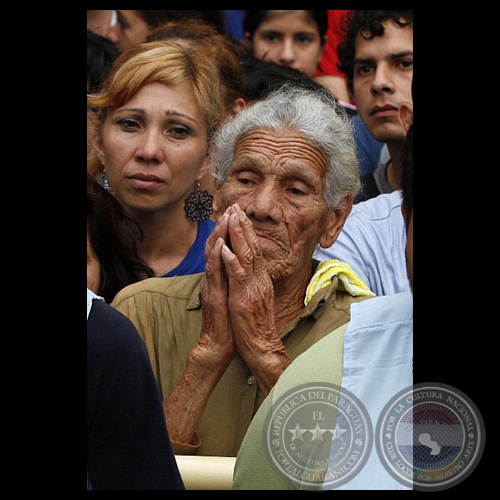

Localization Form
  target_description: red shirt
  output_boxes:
[315,10,350,77]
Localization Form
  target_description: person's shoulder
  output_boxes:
[350,291,412,321]
[88,298,134,330]
[350,190,403,219]
[111,274,204,307]
[359,290,412,305]
[112,277,166,300]
[87,298,145,350]
[325,288,373,318]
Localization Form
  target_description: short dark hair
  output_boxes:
[241,54,328,103]
[87,28,119,94]
[337,10,413,92]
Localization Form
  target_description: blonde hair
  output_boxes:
[147,18,244,113]
[87,40,226,177]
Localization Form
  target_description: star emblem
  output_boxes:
[330,423,347,441]
[309,423,328,441]
[288,423,307,441]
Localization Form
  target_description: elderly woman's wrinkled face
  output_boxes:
[215,129,344,278]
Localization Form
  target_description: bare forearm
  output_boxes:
[164,346,229,447]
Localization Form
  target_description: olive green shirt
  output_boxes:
[111,267,370,457]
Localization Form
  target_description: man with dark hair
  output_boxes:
[338,10,413,202]
[314,11,413,295]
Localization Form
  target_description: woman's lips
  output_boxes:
[128,174,163,190]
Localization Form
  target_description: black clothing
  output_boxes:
[87,299,185,490]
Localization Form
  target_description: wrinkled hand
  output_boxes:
[220,205,289,391]
[164,208,238,446]
[199,208,235,370]
[201,204,289,393]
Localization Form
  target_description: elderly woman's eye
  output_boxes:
[290,187,305,196]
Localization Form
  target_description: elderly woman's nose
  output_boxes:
[246,182,283,221]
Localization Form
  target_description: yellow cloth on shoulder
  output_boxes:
[305,259,376,306]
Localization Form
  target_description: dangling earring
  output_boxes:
[99,168,111,191]
[184,181,213,221]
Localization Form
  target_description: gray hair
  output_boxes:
[210,84,360,209]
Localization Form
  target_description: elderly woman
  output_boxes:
[111,84,374,457]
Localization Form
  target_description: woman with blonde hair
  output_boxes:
[88,41,233,277]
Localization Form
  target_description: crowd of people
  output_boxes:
[87,10,413,490]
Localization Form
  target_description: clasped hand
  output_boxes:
[200,203,287,391]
